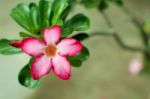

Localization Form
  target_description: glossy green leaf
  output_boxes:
[68,46,90,67]
[81,0,123,10]
[10,3,33,32]
[72,33,89,41]
[65,13,90,31]
[113,0,123,6]
[68,57,82,67]
[51,0,68,25]
[80,0,101,8]
[19,32,33,38]
[61,0,77,21]
[62,27,73,38]
[18,63,40,89]
[60,6,71,21]
[55,19,64,26]
[98,0,108,11]
[29,3,41,33]
[0,39,21,55]
[39,0,53,27]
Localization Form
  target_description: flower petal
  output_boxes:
[52,55,71,80]
[21,38,46,57]
[31,55,52,80]
[10,41,22,48]
[128,58,143,76]
[57,38,83,56]
[44,25,61,44]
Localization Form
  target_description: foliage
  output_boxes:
[68,46,90,67]
[0,39,21,55]
[80,0,123,10]
[18,59,41,89]
[144,18,150,34]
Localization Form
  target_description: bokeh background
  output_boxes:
[0,0,150,99]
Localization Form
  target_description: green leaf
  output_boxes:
[72,33,89,41]
[65,13,90,31]
[68,46,90,67]
[10,3,33,32]
[62,27,73,38]
[62,14,90,38]
[98,0,109,11]
[39,0,53,27]
[61,0,77,21]
[0,39,21,55]
[74,46,90,61]
[81,0,123,9]
[29,3,41,33]
[18,63,40,89]
[51,0,68,25]
[55,19,64,26]
[19,32,33,38]
[68,57,82,67]
[144,18,150,34]
[60,6,71,21]
[80,0,101,8]
[113,0,123,6]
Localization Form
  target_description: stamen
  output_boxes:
[45,44,57,57]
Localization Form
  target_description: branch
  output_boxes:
[96,9,146,52]
[121,6,149,46]
[121,6,150,58]
[90,32,146,52]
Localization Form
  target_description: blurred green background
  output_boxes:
[1,0,150,99]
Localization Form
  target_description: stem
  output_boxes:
[122,6,148,46]
[96,9,146,52]
[121,6,150,58]
[101,11,113,28]
[90,32,146,52]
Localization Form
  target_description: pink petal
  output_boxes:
[52,55,71,80]
[21,38,46,57]
[10,41,22,48]
[44,25,61,44]
[31,55,52,80]
[57,38,83,56]
[128,58,143,76]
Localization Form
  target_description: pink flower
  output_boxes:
[11,25,83,80]
[128,58,143,76]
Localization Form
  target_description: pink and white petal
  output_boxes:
[57,38,83,56]
[21,38,46,57]
[52,55,71,80]
[31,55,52,80]
[44,25,61,44]
[128,58,143,76]
[10,40,22,48]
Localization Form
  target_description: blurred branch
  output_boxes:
[96,9,147,52]
[121,6,150,58]
[90,32,147,52]
[121,6,149,46]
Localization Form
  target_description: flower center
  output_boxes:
[45,44,57,57]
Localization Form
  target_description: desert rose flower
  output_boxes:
[128,58,143,76]
[11,25,83,80]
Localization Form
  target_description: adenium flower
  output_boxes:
[128,58,143,76]
[11,25,83,80]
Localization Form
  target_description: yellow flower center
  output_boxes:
[45,44,57,57]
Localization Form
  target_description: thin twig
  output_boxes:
[90,32,146,52]
[122,6,148,46]
[121,6,150,58]
[96,9,147,52]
